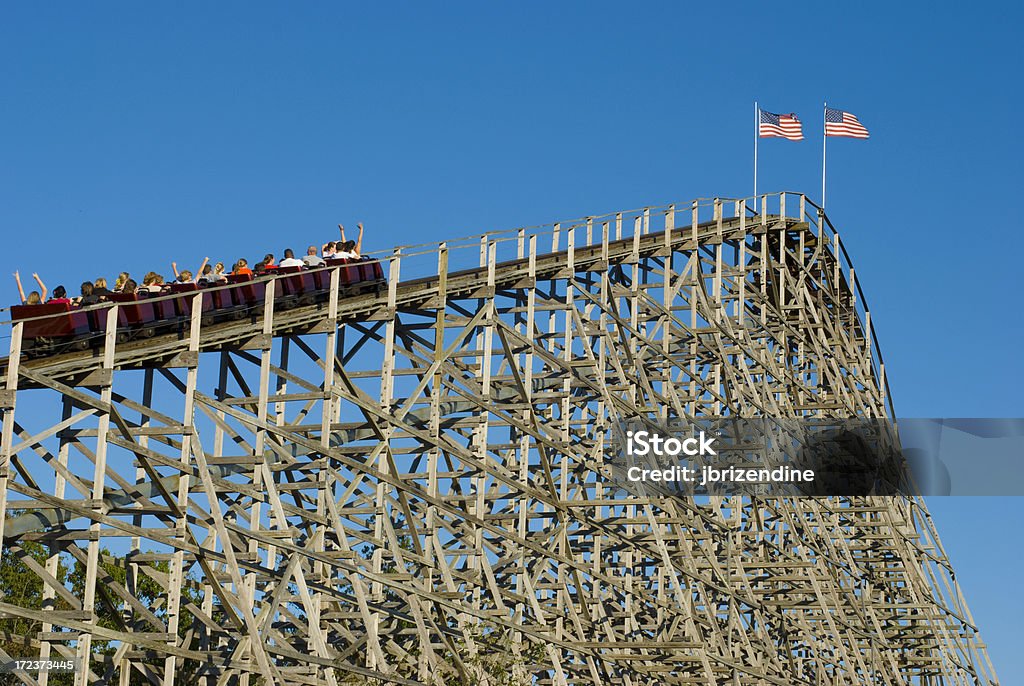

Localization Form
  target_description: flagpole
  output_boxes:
[753,101,759,198]
[822,101,827,209]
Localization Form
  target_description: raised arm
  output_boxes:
[13,271,26,304]
[355,222,364,257]
[194,257,210,283]
[171,261,180,279]
[338,223,346,242]
[33,273,48,301]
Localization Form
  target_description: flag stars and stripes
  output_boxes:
[825,107,870,138]
[759,110,804,141]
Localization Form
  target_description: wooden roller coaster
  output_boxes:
[0,193,999,685]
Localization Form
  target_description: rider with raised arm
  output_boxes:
[13,270,47,304]
[337,222,364,258]
[171,257,210,284]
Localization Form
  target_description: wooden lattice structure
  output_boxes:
[0,193,999,685]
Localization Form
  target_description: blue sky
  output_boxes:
[2,2,1022,680]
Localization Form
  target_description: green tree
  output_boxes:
[0,537,206,686]
[0,538,73,685]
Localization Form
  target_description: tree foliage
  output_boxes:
[0,537,204,686]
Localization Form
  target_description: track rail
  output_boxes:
[3,211,807,386]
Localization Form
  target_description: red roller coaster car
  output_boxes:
[10,258,385,358]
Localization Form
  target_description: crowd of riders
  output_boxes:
[13,223,364,307]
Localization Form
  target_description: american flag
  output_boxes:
[825,108,870,138]
[759,110,803,141]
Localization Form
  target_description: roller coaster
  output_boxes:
[0,193,1000,685]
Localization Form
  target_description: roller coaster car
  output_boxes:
[225,272,266,311]
[325,258,386,296]
[107,293,158,339]
[10,259,387,358]
[10,302,94,357]
[274,266,310,309]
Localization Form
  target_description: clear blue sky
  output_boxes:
[2,2,1022,681]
